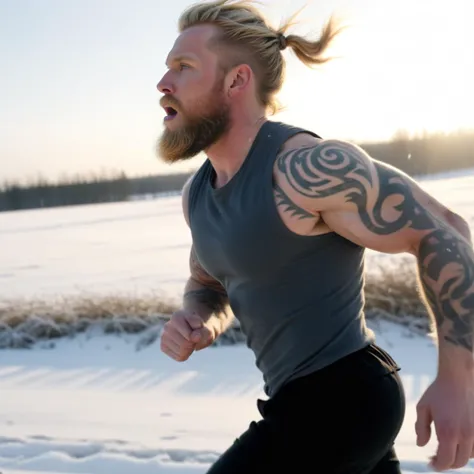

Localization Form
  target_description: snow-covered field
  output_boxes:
[1,168,474,474]
[0,320,472,474]
[1,169,473,303]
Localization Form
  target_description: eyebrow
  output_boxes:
[165,55,198,67]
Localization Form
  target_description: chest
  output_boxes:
[189,182,307,284]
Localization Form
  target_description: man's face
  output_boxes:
[156,25,231,163]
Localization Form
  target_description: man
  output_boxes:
[156,1,474,473]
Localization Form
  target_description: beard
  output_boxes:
[156,82,231,164]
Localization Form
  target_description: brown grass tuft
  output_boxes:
[0,261,432,348]
[364,257,432,335]
[365,259,426,317]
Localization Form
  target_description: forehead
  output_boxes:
[166,24,220,64]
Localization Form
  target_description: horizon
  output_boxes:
[1,0,473,183]
[3,127,474,187]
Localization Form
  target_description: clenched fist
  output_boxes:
[160,310,215,361]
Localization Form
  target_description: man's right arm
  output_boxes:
[182,246,234,343]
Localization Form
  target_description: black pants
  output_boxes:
[207,344,406,474]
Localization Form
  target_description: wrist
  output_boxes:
[437,343,474,381]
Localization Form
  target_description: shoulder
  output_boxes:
[277,136,369,165]
[275,134,373,177]
[278,131,323,155]
[274,137,375,196]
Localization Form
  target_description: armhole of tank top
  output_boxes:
[272,128,322,165]
[269,127,323,183]
[264,125,323,183]
[187,160,211,226]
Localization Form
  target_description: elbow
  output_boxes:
[411,211,472,257]
[445,210,472,243]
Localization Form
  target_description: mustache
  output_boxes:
[160,96,181,111]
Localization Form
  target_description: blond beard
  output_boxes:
[157,106,231,164]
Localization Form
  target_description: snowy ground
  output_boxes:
[1,320,474,474]
[1,168,474,473]
[0,168,473,303]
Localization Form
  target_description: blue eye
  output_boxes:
[179,63,190,71]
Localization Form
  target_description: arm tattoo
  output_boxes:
[277,141,474,351]
[276,143,433,233]
[274,182,314,220]
[418,229,474,351]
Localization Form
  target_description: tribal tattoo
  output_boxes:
[273,182,314,220]
[418,229,474,350]
[275,141,474,351]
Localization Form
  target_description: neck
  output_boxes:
[205,112,268,188]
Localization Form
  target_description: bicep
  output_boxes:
[323,160,471,255]
[323,165,460,255]
[276,139,465,255]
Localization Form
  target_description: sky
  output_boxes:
[1,0,473,183]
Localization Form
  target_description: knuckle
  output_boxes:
[438,422,458,440]
[161,346,173,359]
[163,320,173,331]
[172,310,187,320]
[416,401,426,413]
[167,315,180,328]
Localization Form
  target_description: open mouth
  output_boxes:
[164,106,178,121]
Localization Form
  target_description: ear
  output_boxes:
[225,64,253,98]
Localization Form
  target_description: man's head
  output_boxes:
[156,0,342,164]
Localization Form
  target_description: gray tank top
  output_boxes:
[188,120,374,397]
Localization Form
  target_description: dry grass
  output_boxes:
[0,292,179,349]
[364,258,433,335]
[0,261,433,349]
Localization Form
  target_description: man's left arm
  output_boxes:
[275,139,474,472]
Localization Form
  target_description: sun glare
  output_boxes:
[274,0,473,141]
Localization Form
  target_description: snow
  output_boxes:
[0,168,473,303]
[1,320,474,474]
[1,168,474,473]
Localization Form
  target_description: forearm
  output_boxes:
[183,277,234,338]
[416,224,474,377]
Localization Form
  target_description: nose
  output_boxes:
[157,72,174,95]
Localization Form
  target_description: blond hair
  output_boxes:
[178,0,344,114]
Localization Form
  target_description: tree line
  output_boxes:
[0,171,192,212]
[1,129,473,213]
[362,129,474,177]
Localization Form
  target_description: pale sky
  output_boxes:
[1,0,473,183]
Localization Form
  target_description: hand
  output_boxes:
[160,310,215,362]
[415,373,474,471]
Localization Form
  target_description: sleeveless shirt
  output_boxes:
[187,120,374,397]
